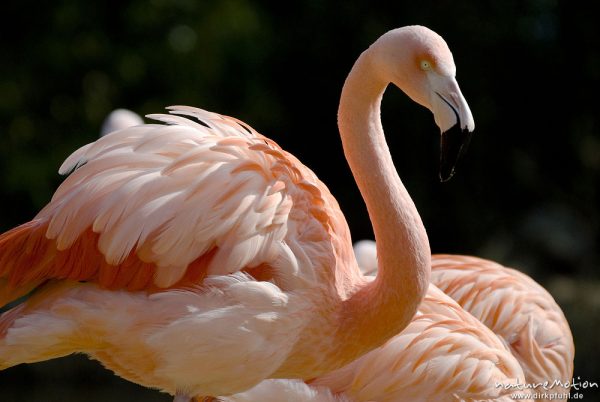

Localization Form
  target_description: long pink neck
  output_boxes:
[335,48,431,360]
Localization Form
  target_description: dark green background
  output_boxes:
[1,1,598,400]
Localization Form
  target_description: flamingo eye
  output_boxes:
[420,60,432,71]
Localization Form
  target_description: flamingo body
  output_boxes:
[431,255,574,392]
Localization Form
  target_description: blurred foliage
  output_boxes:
[0,0,598,400]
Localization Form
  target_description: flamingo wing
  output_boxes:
[0,106,341,303]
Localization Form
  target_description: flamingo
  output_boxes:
[0,25,474,400]
[100,108,144,137]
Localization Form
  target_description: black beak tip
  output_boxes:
[439,166,455,182]
[439,123,473,182]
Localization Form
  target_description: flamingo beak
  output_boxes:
[439,119,473,182]
[429,75,475,182]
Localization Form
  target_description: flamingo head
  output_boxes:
[371,25,475,181]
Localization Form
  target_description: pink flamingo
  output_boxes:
[0,26,473,400]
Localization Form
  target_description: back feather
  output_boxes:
[0,106,343,307]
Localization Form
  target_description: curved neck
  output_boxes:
[335,49,431,360]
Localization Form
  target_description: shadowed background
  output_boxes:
[0,0,598,400]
